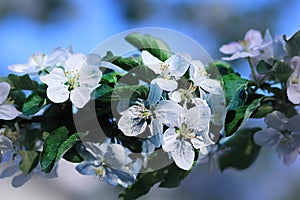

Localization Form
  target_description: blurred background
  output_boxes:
[1,0,300,199]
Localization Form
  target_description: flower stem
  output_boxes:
[247,57,257,82]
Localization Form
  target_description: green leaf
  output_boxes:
[272,61,293,82]
[102,51,142,71]
[218,128,261,171]
[120,169,167,200]
[256,60,273,74]
[284,30,300,57]
[18,150,39,174]
[207,61,235,78]
[125,32,173,61]
[55,133,83,163]
[91,83,114,100]
[4,74,39,90]
[40,127,69,173]
[159,163,192,188]
[101,70,123,84]
[225,97,263,136]
[222,73,254,110]
[22,93,47,116]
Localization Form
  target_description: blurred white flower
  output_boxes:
[287,56,300,104]
[8,46,72,74]
[0,82,21,120]
[142,50,190,91]
[219,29,270,61]
[254,111,300,166]
[76,142,135,187]
[155,100,212,170]
[40,53,102,108]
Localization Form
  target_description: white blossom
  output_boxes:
[40,53,102,108]
[254,111,300,166]
[0,82,21,120]
[219,29,271,61]
[155,100,213,170]
[8,46,72,74]
[142,50,190,91]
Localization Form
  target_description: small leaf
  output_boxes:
[284,30,300,57]
[7,74,39,90]
[18,150,39,174]
[125,32,173,61]
[218,128,261,171]
[256,60,273,74]
[222,73,254,110]
[55,133,84,163]
[207,61,235,77]
[22,93,47,116]
[272,61,293,82]
[40,127,69,173]
[91,83,114,100]
[225,97,263,136]
[102,51,142,71]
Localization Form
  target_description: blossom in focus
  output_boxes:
[155,100,213,170]
[76,142,135,187]
[0,82,21,120]
[254,111,300,166]
[40,53,102,108]
[142,50,190,91]
[219,29,270,61]
[118,83,163,138]
[287,56,300,104]
[8,46,72,74]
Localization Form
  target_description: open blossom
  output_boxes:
[0,82,21,120]
[118,83,163,138]
[254,111,300,166]
[155,100,213,170]
[8,46,72,74]
[142,50,190,91]
[219,29,270,61]
[76,142,135,187]
[40,53,102,108]
[287,56,300,104]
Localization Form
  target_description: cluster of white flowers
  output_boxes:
[118,50,225,170]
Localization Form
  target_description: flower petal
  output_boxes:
[171,140,195,170]
[154,100,182,127]
[39,68,66,85]
[70,87,91,108]
[283,151,298,166]
[287,84,300,104]
[152,78,178,91]
[219,42,243,54]
[141,50,162,74]
[253,128,281,147]
[147,83,162,105]
[244,29,263,49]
[166,53,191,78]
[101,143,126,169]
[162,128,178,152]
[264,111,288,131]
[46,84,69,104]
[79,64,102,89]
[287,115,300,132]
[0,82,10,104]
[186,100,211,130]
[75,161,97,176]
[0,105,21,120]
[65,53,86,71]
[118,107,147,137]
[12,173,33,188]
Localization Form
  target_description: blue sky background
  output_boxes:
[1,0,300,199]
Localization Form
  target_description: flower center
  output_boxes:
[177,123,195,139]
[137,103,152,120]
[159,62,172,79]
[95,166,105,178]
[65,70,80,90]
[281,135,295,150]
